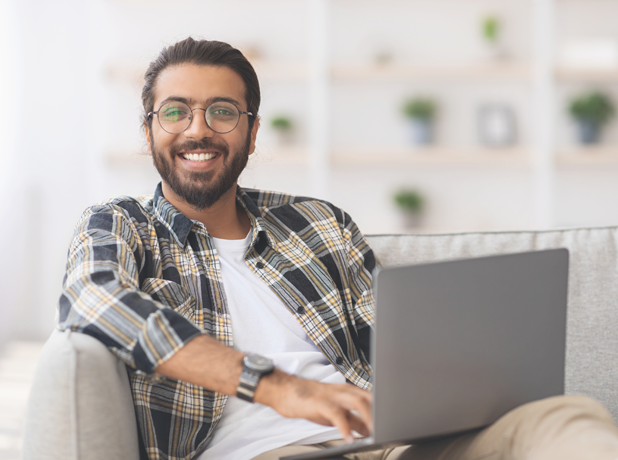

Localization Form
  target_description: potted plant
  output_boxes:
[481,15,504,60]
[270,115,295,145]
[568,91,615,144]
[402,98,437,145]
[393,188,425,229]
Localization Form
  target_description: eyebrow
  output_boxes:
[158,95,244,108]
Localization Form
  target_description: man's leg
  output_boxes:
[389,395,618,460]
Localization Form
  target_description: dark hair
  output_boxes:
[141,38,260,130]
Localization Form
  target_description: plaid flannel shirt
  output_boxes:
[58,182,377,460]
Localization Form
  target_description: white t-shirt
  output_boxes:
[200,231,344,460]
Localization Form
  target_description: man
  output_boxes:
[58,38,618,460]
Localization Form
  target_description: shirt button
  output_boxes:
[297,306,305,314]
[256,262,264,269]
[335,356,344,365]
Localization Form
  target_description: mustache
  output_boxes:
[169,138,229,158]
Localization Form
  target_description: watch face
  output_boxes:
[244,355,274,373]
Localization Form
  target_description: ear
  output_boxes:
[248,117,260,156]
[144,122,153,156]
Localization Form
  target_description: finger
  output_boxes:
[337,390,373,433]
[327,407,355,444]
[348,412,371,438]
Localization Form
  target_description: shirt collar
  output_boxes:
[152,182,276,250]
[152,183,194,248]
[236,186,278,250]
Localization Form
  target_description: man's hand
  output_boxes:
[255,370,373,444]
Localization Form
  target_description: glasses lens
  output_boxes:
[206,102,240,134]
[158,101,192,134]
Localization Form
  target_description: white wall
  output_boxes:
[1,0,618,341]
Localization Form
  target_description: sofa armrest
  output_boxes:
[22,329,139,460]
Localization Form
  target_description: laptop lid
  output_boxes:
[371,248,569,445]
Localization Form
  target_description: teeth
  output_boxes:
[183,153,216,162]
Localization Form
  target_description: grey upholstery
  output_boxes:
[22,330,139,460]
[22,228,618,459]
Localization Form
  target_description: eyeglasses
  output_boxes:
[148,100,254,134]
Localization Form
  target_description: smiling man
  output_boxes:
[58,38,618,460]
[60,38,375,460]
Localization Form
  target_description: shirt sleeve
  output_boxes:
[57,205,204,374]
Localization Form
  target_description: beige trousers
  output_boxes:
[253,395,618,460]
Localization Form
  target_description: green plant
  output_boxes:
[393,189,424,213]
[482,16,500,43]
[402,98,437,121]
[569,91,616,125]
[270,116,293,131]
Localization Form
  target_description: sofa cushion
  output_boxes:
[367,227,618,420]
[22,329,139,460]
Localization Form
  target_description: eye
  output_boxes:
[160,103,190,122]
[208,104,238,120]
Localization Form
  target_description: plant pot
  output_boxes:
[274,129,295,146]
[576,120,601,145]
[481,41,506,61]
[409,119,433,145]
[401,211,422,230]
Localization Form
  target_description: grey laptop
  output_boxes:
[283,248,569,460]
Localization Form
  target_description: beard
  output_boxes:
[151,133,251,210]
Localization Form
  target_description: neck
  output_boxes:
[161,182,251,240]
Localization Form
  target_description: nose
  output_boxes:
[183,108,214,139]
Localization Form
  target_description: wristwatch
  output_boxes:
[236,354,274,403]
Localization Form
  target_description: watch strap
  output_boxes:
[237,368,261,402]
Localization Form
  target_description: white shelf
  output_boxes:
[105,150,151,166]
[556,147,618,167]
[555,67,618,83]
[259,147,531,167]
[249,60,309,81]
[331,61,533,82]
[332,147,531,167]
[252,147,308,165]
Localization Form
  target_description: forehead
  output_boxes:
[153,63,247,108]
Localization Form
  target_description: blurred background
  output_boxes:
[0,0,617,456]
[2,0,618,344]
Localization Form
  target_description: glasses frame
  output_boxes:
[148,100,255,135]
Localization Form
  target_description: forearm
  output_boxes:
[155,334,245,395]
[154,333,295,400]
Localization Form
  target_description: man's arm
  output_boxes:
[156,334,373,443]
[59,206,204,373]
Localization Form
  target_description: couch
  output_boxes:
[22,227,618,459]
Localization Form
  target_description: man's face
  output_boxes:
[145,63,258,210]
